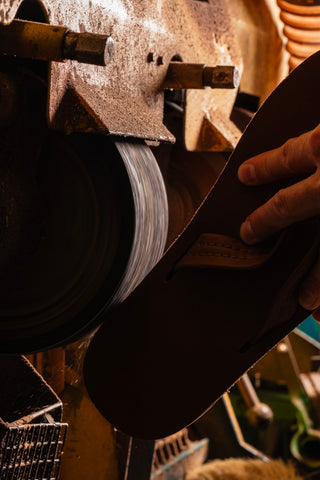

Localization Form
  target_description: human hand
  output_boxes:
[237,124,320,320]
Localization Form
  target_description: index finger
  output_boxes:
[240,173,320,244]
[238,124,320,185]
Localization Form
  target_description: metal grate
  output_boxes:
[0,356,68,480]
[153,429,191,470]
[151,428,208,479]
[0,422,67,480]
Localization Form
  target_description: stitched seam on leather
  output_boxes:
[187,251,264,260]
[196,241,268,255]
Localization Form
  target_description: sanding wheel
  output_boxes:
[0,65,168,353]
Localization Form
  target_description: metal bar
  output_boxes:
[0,19,114,66]
[237,373,273,428]
[164,62,240,89]
[9,402,62,428]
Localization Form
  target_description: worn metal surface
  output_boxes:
[0,0,242,147]
[0,0,23,24]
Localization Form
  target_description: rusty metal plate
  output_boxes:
[0,0,242,148]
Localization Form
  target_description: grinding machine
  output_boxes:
[0,1,315,479]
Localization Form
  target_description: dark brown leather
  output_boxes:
[83,51,320,439]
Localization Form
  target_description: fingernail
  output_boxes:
[299,288,317,310]
[238,164,256,184]
[240,220,257,244]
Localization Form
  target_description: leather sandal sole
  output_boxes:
[83,50,320,439]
